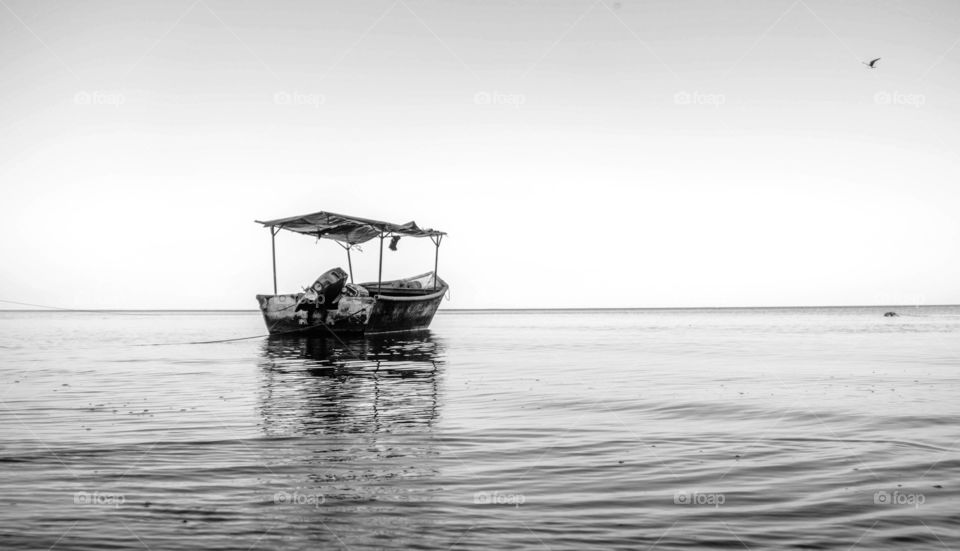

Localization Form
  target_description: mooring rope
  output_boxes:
[144,309,367,362]
[0,294,370,356]
[142,318,357,348]
[0,299,75,310]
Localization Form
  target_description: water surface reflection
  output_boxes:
[257,331,445,436]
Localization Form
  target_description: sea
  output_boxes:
[1,307,958,550]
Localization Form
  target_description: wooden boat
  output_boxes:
[254,211,448,335]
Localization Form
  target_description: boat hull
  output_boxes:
[256,280,447,336]
[364,291,446,333]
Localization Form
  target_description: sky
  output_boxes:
[1,0,958,309]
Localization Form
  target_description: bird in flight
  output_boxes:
[863,57,881,69]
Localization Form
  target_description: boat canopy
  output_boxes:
[255,210,445,245]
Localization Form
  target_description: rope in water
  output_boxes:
[145,316,361,350]
[0,299,353,352]
[0,299,75,310]
[0,296,369,357]
[153,306,368,362]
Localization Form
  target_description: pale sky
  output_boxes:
[1,0,958,309]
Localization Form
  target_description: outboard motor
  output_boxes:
[295,267,348,322]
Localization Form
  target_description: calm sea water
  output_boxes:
[1,307,958,550]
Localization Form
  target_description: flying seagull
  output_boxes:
[863,57,881,69]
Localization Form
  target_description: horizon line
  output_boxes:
[0,304,952,313]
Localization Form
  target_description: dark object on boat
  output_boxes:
[254,210,447,335]
[389,235,401,251]
[884,311,898,317]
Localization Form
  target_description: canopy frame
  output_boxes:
[256,210,444,245]
[257,210,445,296]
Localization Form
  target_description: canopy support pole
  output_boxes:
[270,227,280,295]
[377,234,385,296]
[432,235,442,290]
[346,247,354,284]
[337,242,354,283]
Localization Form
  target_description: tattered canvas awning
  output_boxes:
[255,211,445,245]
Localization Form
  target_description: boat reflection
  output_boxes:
[257,331,444,436]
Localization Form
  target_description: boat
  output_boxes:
[254,211,448,336]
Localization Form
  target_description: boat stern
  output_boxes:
[256,293,375,335]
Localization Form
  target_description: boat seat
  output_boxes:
[359,284,438,296]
